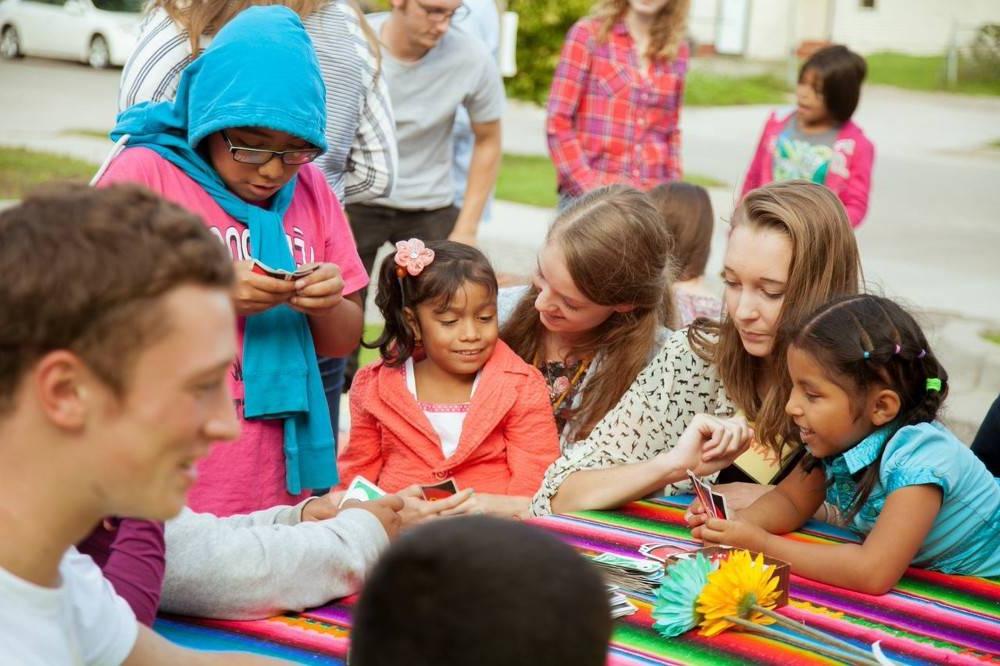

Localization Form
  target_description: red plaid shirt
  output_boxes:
[546,19,689,197]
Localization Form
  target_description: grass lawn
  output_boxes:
[865,51,1000,96]
[983,331,1000,347]
[0,147,97,199]
[497,153,726,208]
[0,147,726,210]
[61,128,112,141]
[685,71,789,107]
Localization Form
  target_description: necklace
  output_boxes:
[535,354,591,413]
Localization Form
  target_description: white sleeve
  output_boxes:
[64,548,138,665]
[160,507,389,620]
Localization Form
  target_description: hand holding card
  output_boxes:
[251,258,320,281]
[420,478,459,501]
[339,476,387,508]
[686,469,730,520]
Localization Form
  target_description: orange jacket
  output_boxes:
[339,341,560,496]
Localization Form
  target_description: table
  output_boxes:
[155,497,1000,665]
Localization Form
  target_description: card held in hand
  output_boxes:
[339,476,386,507]
[420,478,459,501]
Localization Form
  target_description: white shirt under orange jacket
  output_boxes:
[339,340,560,496]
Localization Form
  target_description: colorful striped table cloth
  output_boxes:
[155,496,1000,664]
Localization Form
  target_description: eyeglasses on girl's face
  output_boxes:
[222,130,322,166]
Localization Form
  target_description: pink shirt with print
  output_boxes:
[98,147,367,516]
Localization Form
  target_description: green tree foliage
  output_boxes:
[505,0,592,104]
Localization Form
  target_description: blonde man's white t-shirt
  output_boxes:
[0,548,138,664]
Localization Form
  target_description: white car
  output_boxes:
[0,0,142,68]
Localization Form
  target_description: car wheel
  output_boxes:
[0,26,22,60]
[87,34,110,69]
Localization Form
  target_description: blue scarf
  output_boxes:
[111,6,336,493]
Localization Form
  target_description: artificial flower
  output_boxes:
[652,553,717,638]
[394,238,435,276]
[696,550,781,637]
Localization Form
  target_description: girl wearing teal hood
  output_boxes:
[97,5,367,515]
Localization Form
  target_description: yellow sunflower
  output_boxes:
[696,550,782,637]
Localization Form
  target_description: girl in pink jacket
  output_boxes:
[741,45,875,228]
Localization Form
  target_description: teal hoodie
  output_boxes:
[111,6,338,494]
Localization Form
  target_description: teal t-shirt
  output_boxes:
[822,421,1000,578]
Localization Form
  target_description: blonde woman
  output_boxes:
[119,0,397,206]
[547,0,690,207]
[531,181,863,516]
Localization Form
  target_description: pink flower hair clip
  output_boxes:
[394,238,435,278]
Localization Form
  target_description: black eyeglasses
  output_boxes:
[414,0,468,22]
[222,131,322,166]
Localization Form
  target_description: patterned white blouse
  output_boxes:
[529,328,736,516]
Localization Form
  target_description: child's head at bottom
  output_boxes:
[785,295,947,487]
[370,239,499,372]
[349,516,612,666]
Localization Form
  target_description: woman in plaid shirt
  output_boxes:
[547,0,691,204]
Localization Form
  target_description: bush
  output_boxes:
[963,24,1000,83]
[504,0,592,104]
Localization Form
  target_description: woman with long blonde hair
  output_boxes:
[530,180,863,516]
[546,0,691,207]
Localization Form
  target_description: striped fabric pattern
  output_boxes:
[155,497,1000,665]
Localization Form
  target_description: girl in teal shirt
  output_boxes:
[689,294,999,594]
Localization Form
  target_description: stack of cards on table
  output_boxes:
[588,553,664,594]
[686,469,730,520]
[606,585,637,619]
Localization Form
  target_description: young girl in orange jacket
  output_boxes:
[338,239,560,518]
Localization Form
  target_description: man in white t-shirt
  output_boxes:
[0,184,280,664]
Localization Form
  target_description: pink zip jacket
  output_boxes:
[740,109,875,227]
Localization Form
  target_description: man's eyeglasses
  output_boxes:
[414,0,468,23]
[222,131,322,166]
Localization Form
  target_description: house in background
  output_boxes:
[688,0,1000,60]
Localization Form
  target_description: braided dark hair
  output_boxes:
[789,294,948,522]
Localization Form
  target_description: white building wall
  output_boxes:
[690,0,1000,60]
[830,0,1000,55]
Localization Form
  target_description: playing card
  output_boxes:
[686,469,718,519]
[709,488,730,520]
[250,259,319,281]
[339,476,386,507]
[420,478,459,501]
[638,542,692,562]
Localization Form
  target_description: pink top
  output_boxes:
[98,147,368,516]
[741,109,875,228]
[340,341,561,496]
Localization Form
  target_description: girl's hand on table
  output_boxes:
[438,492,530,519]
[697,517,770,553]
